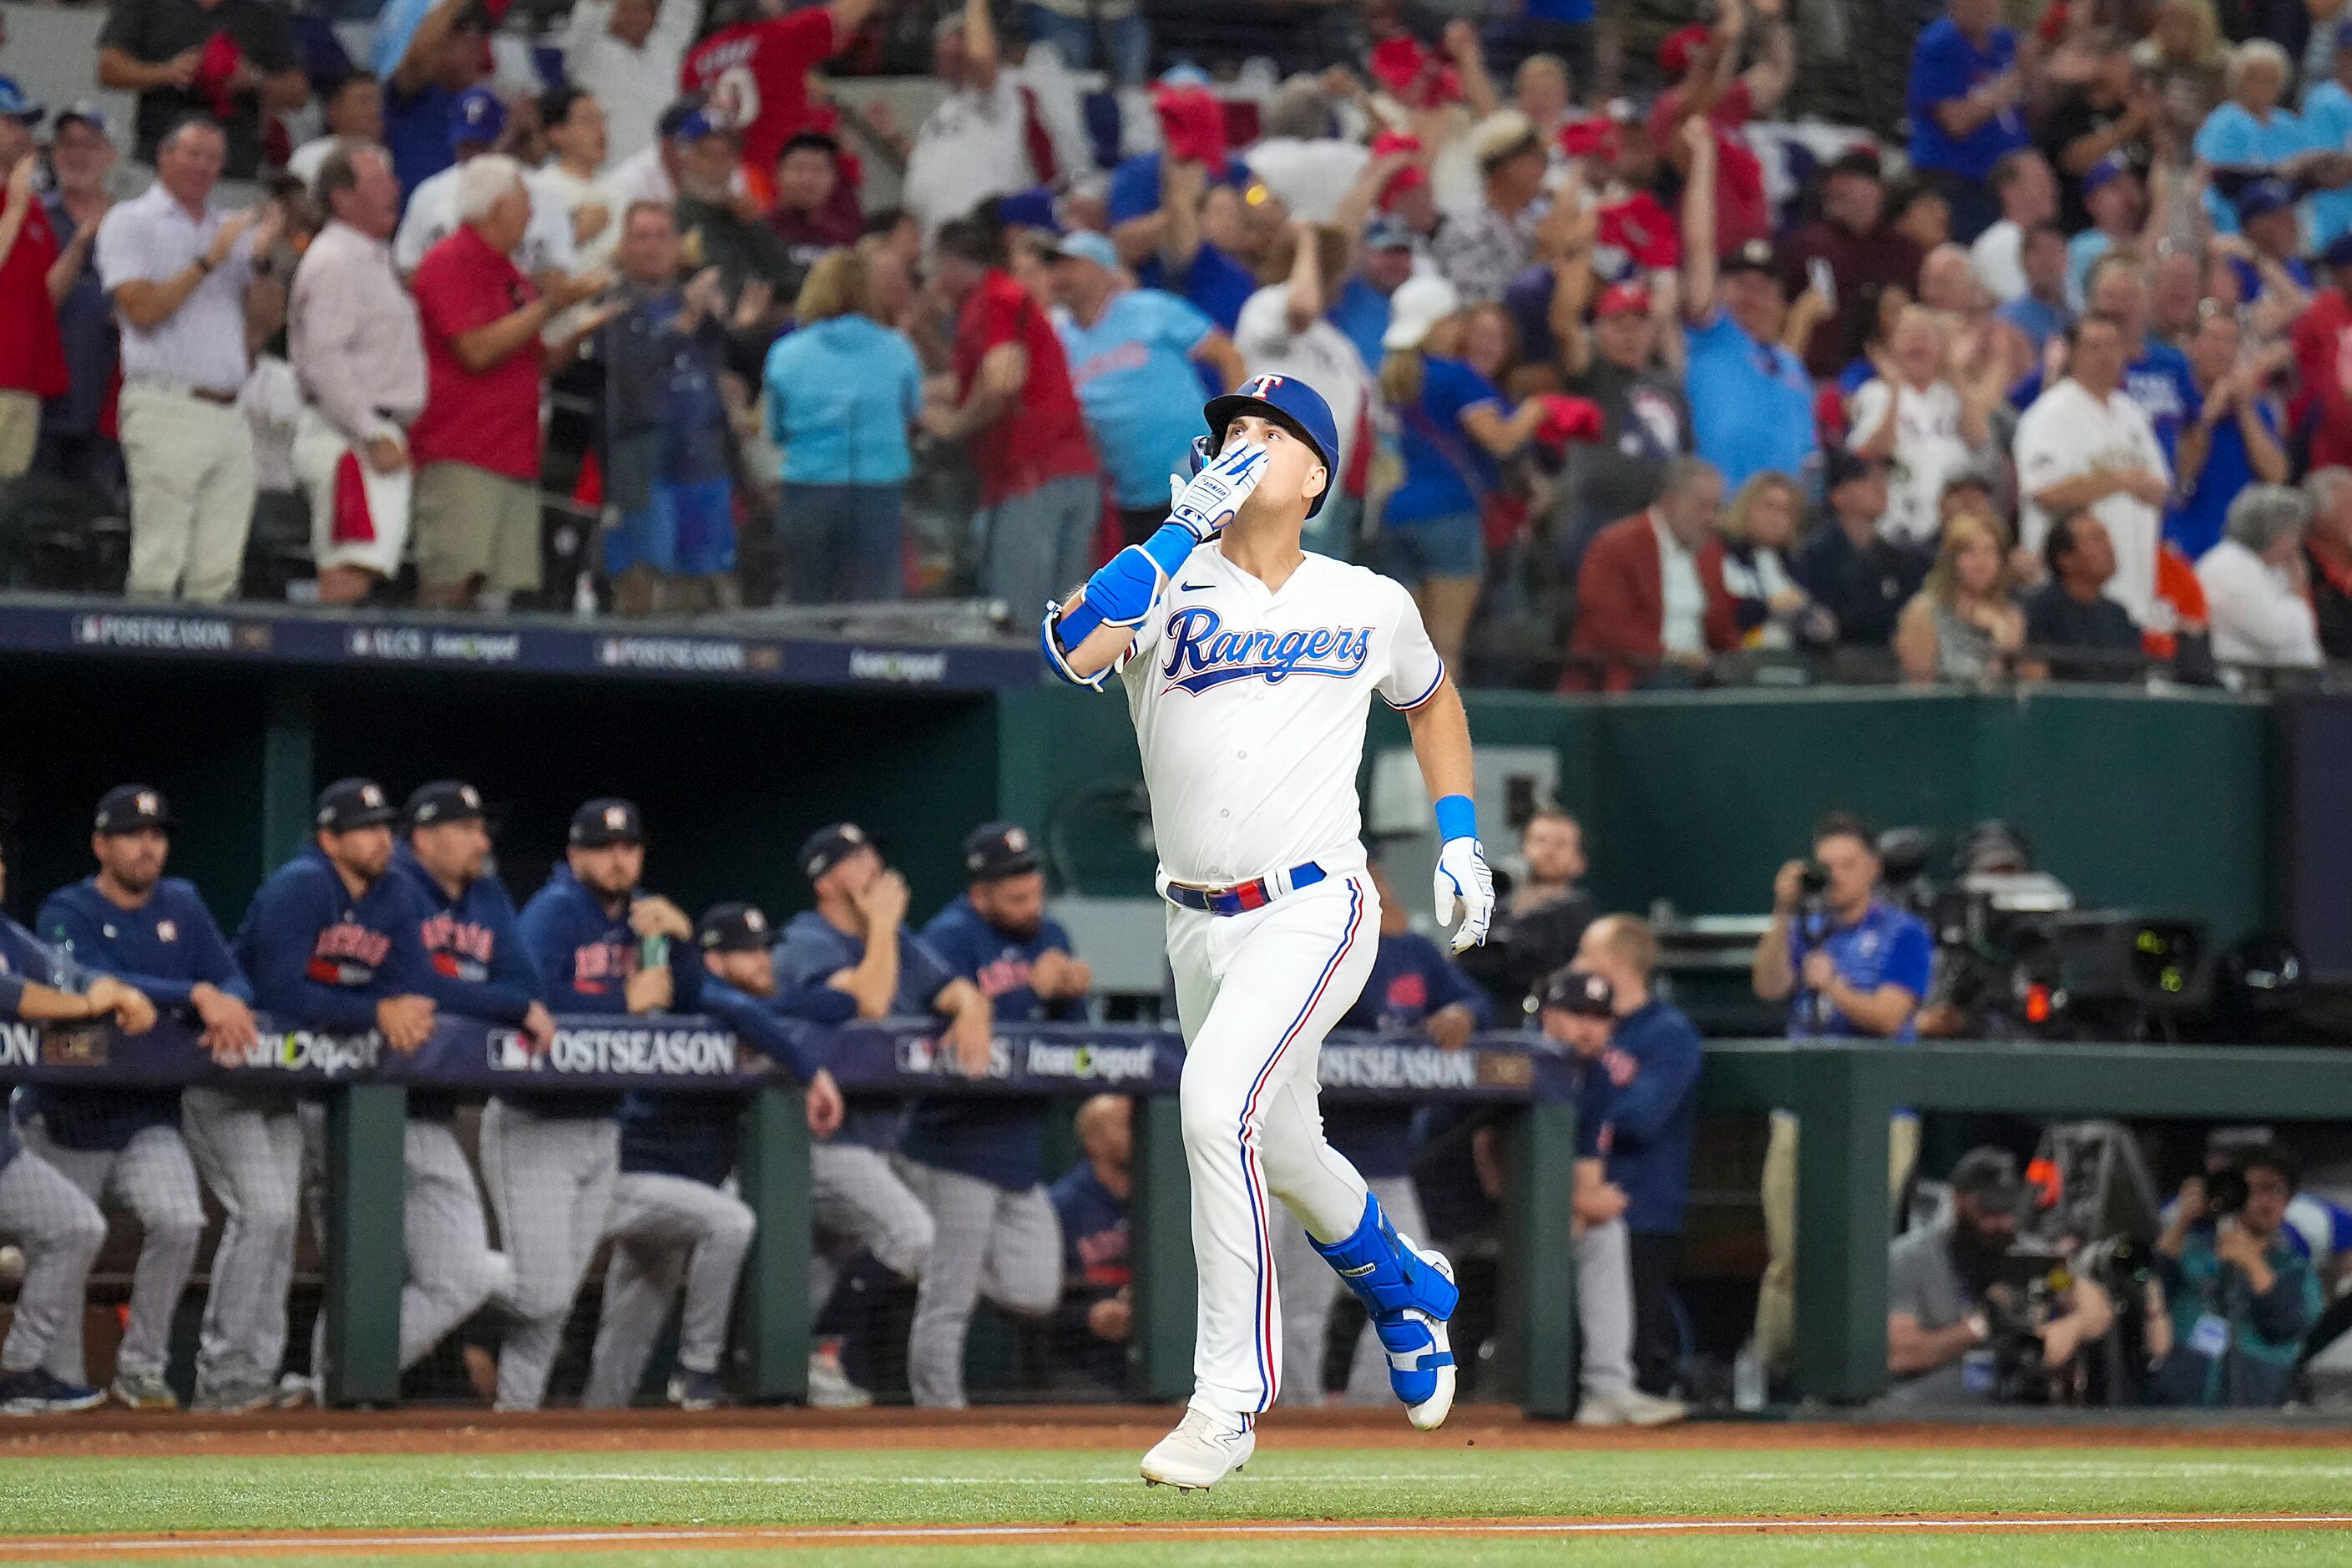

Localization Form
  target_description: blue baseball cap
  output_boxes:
[1201,373,1343,518]
[2081,154,2135,197]
[0,76,45,126]
[449,87,507,149]
[1363,214,1415,252]
[2237,176,2297,220]
[1050,230,1120,269]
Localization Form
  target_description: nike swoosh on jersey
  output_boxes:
[1179,580,1214,591]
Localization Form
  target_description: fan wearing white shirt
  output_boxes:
[2198,483,2324,669]
[534,88,625,275]
[902,0,1041,235]
[1847,306,1995,547]
[395,89,582,286]
[1234,221,1378,555]
[562,0,701,169]
[1967,149,2056,304]
[2012,312,2172,625]
[288,73,384,192]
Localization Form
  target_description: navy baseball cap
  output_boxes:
[1201,373,1343,518]
[2237,176,2297,220]
[2325,232,2352,270]
[697,901,772,953]
[449,87,507,148]
[0,77,44,126]
[406,780,485,828]
[316,778,397,832]
[1950,1146,2027,1210]
[1720,238,1778,276]
[799,822,873,882]
[2081,154,2136,197]
[657,95,711,139]
[94,785,172,836]
[569,797,646,847]
[962,822,1041,882]
[1538,966,1616,1018]
[1825,447,1883,491]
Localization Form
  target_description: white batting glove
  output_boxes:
[1434,837,1495,953]
[1168,438,1268,542]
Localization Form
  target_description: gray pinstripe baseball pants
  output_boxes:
[22,1121,205,1385]
[582,1172,755,1408]
[898,1160,1061,1409]
[0,1149,107,1375]
[180,1088,303,1404]
[478,1100,617,1411]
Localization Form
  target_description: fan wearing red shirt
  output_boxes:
[408,159,612,608]
[923,215,1099,623]
[681,0,879,205]
[2294,240,2352,472]
[1645,0,1793,255]
[0,108,68,480]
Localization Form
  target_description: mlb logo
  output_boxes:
[486,1030,538,1071]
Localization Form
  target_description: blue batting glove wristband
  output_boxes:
[1139,519,1201,580]
[1434,794,1478,844]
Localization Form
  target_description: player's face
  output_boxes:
[411,818,491,887]
[710,946,776,996]
[973,870,1046,938]
[570,842,644,899]
[325,824,394,883]
[94,827,169,893]
[1225,415,1326,524]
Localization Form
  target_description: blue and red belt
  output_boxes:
[1161,861,1326,916]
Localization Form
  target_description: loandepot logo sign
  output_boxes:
[489,1026,738,1076]
[892,1034,1159,1085]
[235,1031,384,1075]
[1317,1043,1480,1092]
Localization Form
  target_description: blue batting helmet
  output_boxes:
[1197,374,1342,518]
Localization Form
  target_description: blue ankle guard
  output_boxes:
[1310,1193,1459,1323]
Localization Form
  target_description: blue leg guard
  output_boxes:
[1310,1193,1458,1409]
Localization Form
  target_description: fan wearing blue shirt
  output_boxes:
[1904,0,2031,240]
[204,778,439,1413]
[493,797,700,1413]
[584,902,852,1414]
[1748,812,1935,1383]
[0,838,144,1417]
[1272,855,1490,1409]
[1050,231,1247,546]
[901,822,1084,1409]
[1572,916,1706,1400]
[1535,964,1688,1427]
[1679,136,1820,493]
[1106,151,1258,331]
[1050,1093,1135,1389]
[371,0,492,209]
[774,822,990,1402]
[27,786,250,1412]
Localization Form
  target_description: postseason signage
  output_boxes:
[0,600,1039,693]
[0,1016,1574,1104]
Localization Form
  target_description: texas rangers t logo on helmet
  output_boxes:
[1242,375,1285,397]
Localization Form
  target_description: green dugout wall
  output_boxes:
[0,667,2274,944]
[1001,684,2275,943]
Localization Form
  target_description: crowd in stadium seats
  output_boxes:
[8,0,2352,683]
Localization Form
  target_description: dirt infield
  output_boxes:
[7,1404,2352,1460]
[6,1515,2351,1557]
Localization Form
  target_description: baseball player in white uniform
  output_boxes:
[1043,373,1495,1490]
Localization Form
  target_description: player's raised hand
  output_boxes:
[1169,438,1268,542]
[1434,836,1495,953]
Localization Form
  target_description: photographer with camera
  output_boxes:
[1748,812,1935,1383]
[1884,1147,2115,1406]
[2152,1142,2322,1407]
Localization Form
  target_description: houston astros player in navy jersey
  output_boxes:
[1043,372,1495,1489]
[30,786,253,1409]
[901,822,1085,1409]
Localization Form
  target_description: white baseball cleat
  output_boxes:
[1140,1404,1255,1490]
[1395,1243,1456,1432]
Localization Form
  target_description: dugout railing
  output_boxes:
[12,1019,2352,1410]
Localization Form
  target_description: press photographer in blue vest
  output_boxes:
[1746,812,1935,1388]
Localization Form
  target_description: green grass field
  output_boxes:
[6,1436,2352,1565]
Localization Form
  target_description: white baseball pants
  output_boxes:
[1167,869,1378,1418]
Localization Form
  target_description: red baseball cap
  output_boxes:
[1658,23,1711,79]
[1594,282,1651,317]
[1559,114,1622,163]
